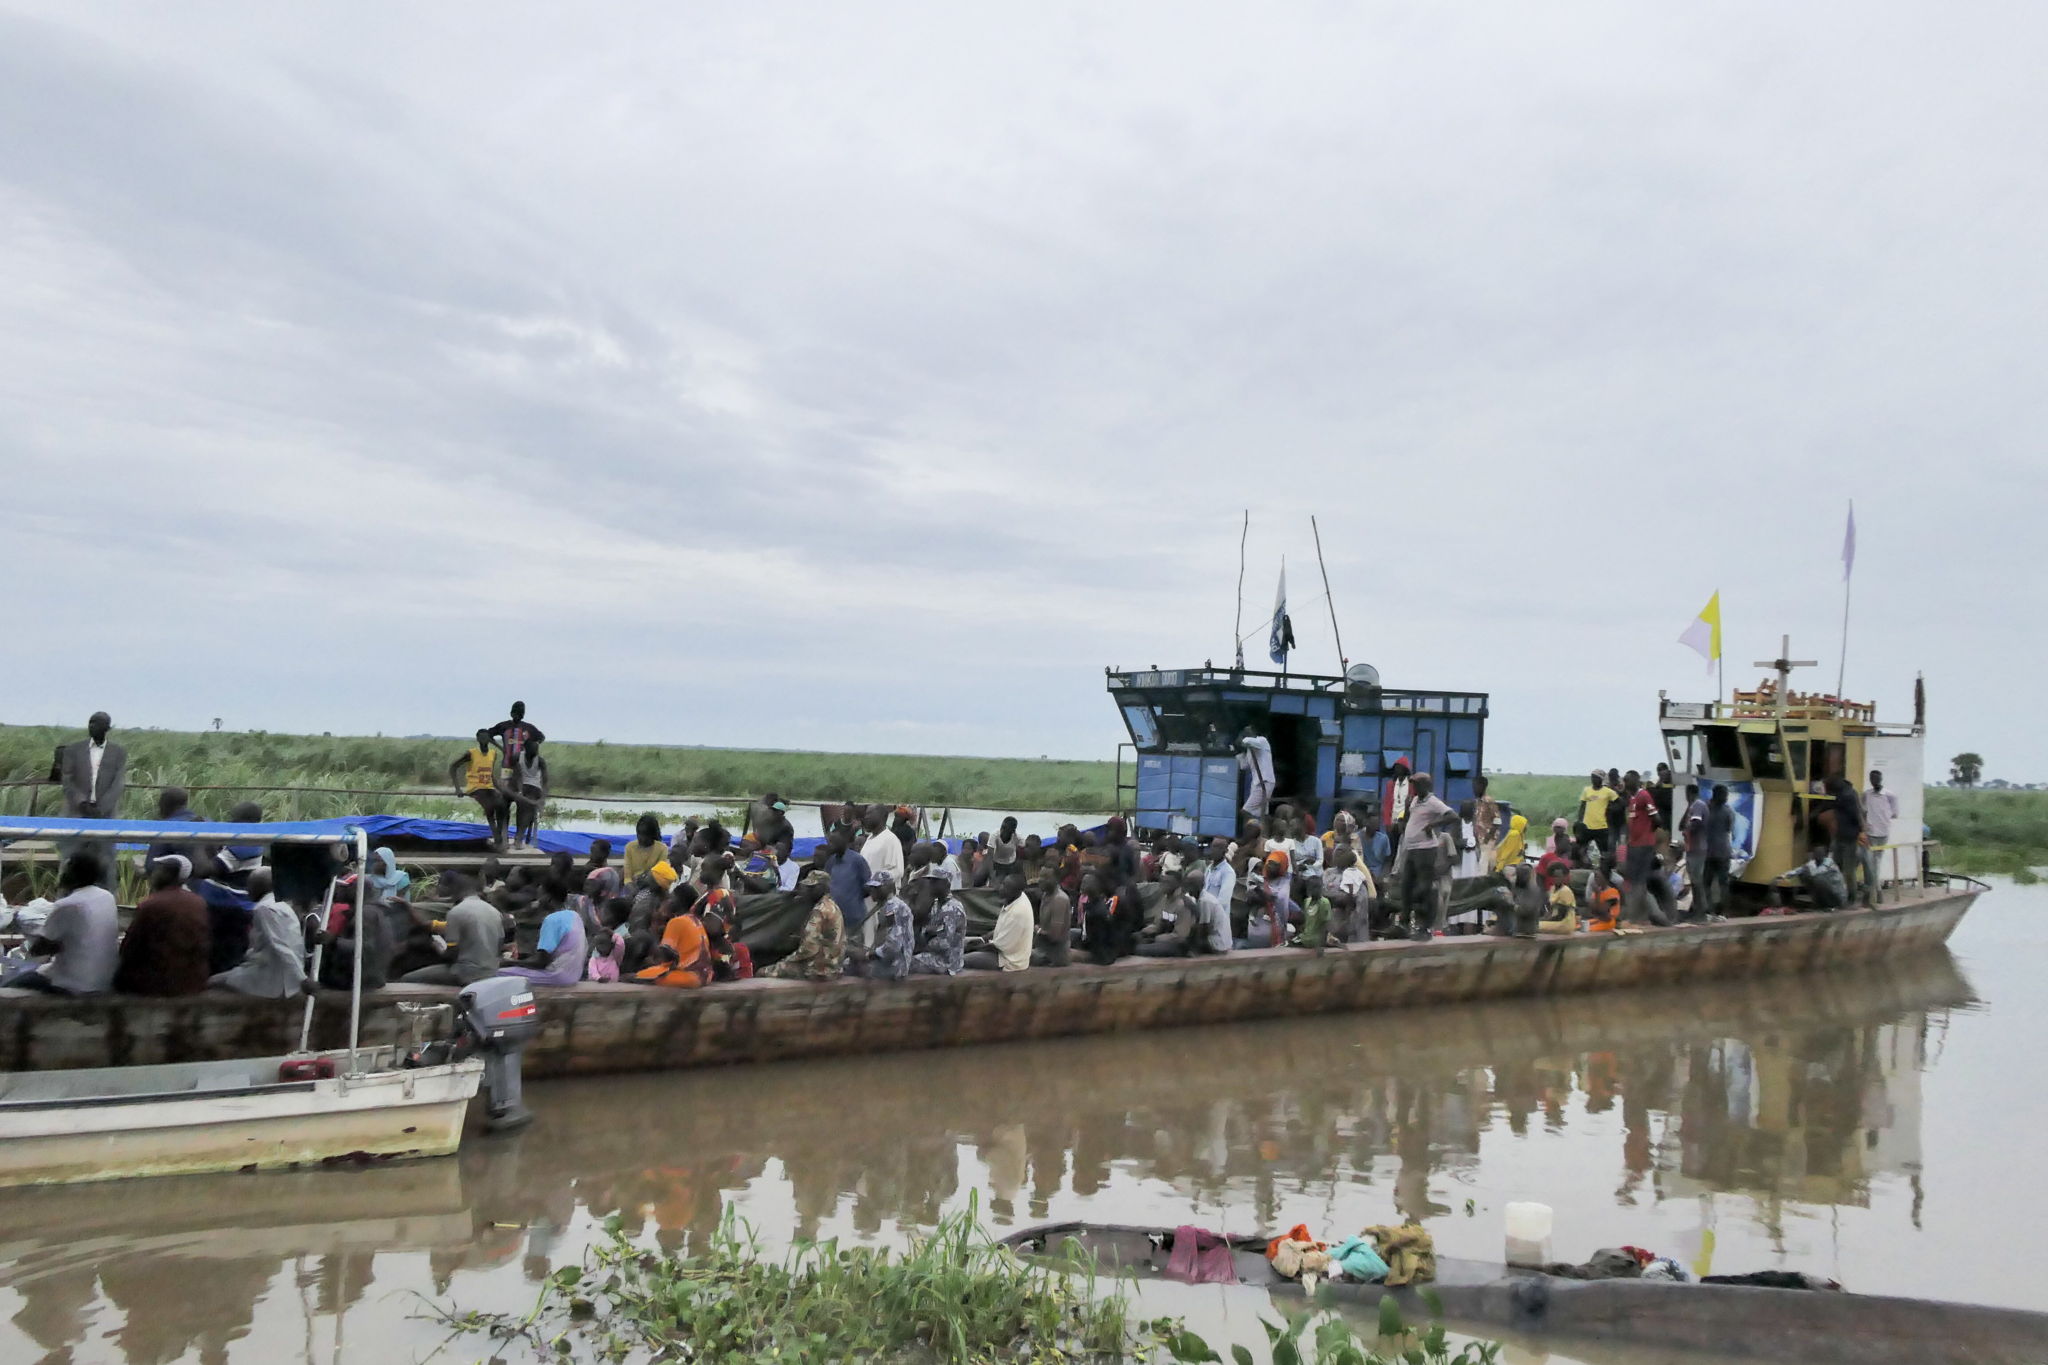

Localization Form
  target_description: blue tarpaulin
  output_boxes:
[0,813,625,857]
[0,815,1107,862]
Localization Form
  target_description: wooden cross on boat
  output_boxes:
[1753,634,1817,717]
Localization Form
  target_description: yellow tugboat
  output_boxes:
[1656,635,1928,893]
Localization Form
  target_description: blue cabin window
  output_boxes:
[1122,705,1160,748]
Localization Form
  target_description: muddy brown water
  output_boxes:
[1,882,2042,1364]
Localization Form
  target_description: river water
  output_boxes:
[1,882,2041,1364]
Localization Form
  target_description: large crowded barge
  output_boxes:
[0,880,1978,1079]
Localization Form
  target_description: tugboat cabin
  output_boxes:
[1107,664,1489,838]
[1657,639,1926,889]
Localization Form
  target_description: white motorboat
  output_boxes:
[0,1046,482,1186]
[0,816,531,1187]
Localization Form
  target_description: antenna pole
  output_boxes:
[1233,510,1248,669]
[1310,514,1346,670]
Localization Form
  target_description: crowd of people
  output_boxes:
[3,710,1906,1000]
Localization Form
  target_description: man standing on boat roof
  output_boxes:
[56,711,127,887]
[487,700,544,767]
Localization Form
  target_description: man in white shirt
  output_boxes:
[15,852,120,994]
[56,712,128,888]
[1862,770,1900,900]
[1198,838,1237,955]
[965,873,1033,971]
[1238,729,1277,819]
[858,806,905,892]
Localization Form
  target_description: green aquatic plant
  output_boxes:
[433,1202,1504,1364]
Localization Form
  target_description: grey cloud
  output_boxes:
[1,2,2042,776]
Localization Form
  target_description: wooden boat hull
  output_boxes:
[1003,1223,2048,1365]
[0,886,1981,1078]
[0,1052,484,1187]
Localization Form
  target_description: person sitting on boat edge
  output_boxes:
[212,869,309,998]
[764,870,845,981]
[115,855,213,997]
[632,875,720,988]
[1328,843,1373,942]
[963,872,1034,972]
[704,906,752,982]
[1501,863,1544,939]
[500,876,586,986]
[1072,870,1121,964]
[400,871,507,987]
[1538,862,1578,936]
[1797,846,1849,910]
[1292,870,1337,952]
[210,800,268,892]
[1031,862,1072,966]
[1196,838,1236,954]
[865,876,915,981]
[1135,871,1200,957]
[8,851,119,995]
[909,867,967,975]
[1239,881,1281,950]
[620,814,668,883]
[317,869,396,992]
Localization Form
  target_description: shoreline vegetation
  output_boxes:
[435,1201,1500,1364]
[1,724,2040,876]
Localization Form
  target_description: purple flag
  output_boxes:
[1842,502,1856,582]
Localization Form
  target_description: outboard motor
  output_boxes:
[455,977,540,1132]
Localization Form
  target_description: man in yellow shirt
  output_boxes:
[450,729,509,850]
[1577,770,1620,861]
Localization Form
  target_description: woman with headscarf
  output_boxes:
[366,848,411,903]
[1491,814,1529,875]
[634,884,721,987]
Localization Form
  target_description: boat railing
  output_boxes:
[0,815,376,1078]
[1659,695,1918,733]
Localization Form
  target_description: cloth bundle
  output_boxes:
[1362,1222,1437,1286]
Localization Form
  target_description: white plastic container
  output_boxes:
[1503,1201,1553,1266]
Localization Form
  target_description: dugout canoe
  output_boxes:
[1000,1222,2048,1365]
[0,880,1982,1078]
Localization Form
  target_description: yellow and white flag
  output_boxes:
[1678,592,1721,672]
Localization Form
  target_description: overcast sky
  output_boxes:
[3,3,2041,780]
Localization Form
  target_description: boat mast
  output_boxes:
[1233,510,1248,671]
[1311,514,1346,672]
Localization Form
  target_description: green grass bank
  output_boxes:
[2,726,2038,874]
[0,724,1119,820]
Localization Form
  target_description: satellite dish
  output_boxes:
[1345,663,1382,704]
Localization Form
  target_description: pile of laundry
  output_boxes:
[1538,1246,1843,1292]
[1540,1245,1688,1282]
[1264,1220,1436,1292]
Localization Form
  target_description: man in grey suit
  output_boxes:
[58,712,127,887]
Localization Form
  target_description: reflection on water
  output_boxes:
[2,886,2042,1364]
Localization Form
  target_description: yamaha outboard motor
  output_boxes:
[455,976,540,1132]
